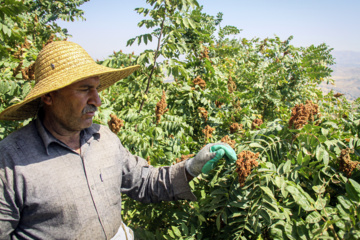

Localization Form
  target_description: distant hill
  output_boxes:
[320,51,360,100]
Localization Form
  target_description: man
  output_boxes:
[0,41,236,239]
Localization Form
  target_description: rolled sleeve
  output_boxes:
[119,141,196,203]
[170,160,197,201]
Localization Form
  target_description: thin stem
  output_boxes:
[138,5,166,114]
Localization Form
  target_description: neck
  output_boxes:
[42,114,81,153]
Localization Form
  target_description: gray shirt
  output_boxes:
[0,118,196,239]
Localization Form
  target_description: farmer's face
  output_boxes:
[44,77,102,132]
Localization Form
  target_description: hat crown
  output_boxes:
[35,41,94,84]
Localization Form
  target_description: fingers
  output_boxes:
[211,149,225,162]
[201,149,225,174]
[208,151,217,160]
[210,144,237,163]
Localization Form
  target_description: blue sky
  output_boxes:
[57,0,360,60]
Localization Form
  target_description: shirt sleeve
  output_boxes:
[118,143,196,203]
[0,162,20,240]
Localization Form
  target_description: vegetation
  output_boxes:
[1,0,360,239]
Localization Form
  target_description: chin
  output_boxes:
[81,119,94,129]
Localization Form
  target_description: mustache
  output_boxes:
[82,105,98,114]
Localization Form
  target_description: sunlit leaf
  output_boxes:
[305,211,322,223]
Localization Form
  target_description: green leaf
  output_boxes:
[336,204,350,221]
[171,226,182,237]
[2,24,11,37]
[322,121,339,129]
[303,124,312,132]
[306,211,322,223]
[281,181,288,198]
[312,185,325,194]
[216,214,221,230]
[286,185,314,211]
[168,228,175,238]
[314,196,327,210]
[295,221,308,240]
[315,145,324,162]
[346,178,360,202]
[283,160,291,174]
[136,7,144,13]
[210,188,227,195]
[187,18,196,28]
[284,222,297,240]
[337,195,352,209]
[228,212,246,218]
[259,209,271,224]
[249,142,264,149]
[181,223,188,236]
[197,214,206,222]
[274,176,284,189]
[261,186,276,200]
[182,17,189,28]
[297,151,303,165]
[143,34,148,45]
[270,221,286,239]
[229,201,248,209]
[323,150,329,166]
[317,135,327,143]
[320,206,337,216]
[321,127,329,136]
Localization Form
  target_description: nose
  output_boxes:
[88,88,102,107]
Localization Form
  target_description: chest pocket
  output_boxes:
[99,165,122,206]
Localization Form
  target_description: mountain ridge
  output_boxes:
[320,50,360,100]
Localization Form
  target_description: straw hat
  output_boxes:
[0,41,140,120]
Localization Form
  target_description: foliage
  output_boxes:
[2,0,360,239]
[0,0,89,139]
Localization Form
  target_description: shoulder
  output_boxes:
[0,121,39,168]
[0,121,38,151]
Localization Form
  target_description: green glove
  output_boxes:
[202,145,237,174]
[185,143,237,177]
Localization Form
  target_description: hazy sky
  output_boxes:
[57,0,360,60]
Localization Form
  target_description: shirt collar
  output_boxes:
[35,118,101,155]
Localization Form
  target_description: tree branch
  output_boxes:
[138,5,166,114]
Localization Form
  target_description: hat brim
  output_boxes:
[0,64,140,121]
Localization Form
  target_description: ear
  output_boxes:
[41,93,53,106]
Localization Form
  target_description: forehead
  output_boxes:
[68,76,100,88]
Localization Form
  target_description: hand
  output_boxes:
[185,143,237,177]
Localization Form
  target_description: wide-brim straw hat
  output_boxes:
[0,41,140,120]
